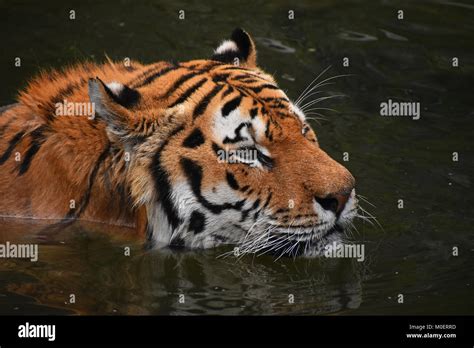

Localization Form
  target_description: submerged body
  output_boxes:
[0,29,357,257]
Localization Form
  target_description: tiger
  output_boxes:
[0,28,357,257]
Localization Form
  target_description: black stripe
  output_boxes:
[212,74,230,83]
[221,86,235,99]
[256,151,274,169]
[226,171,240,190]
[150,125,185,229]
[240,185,250,193]
[240,209,250,222]
[50,66,92,107]
[260,97,289,103]
[251,198,261,210]
[132,65,180,88]
[63,142,111,220]
[50,78,87,107]
[182,128,205,148]
[0,131,25,165]
[169,78,207,108]
[247,84,280,93]
[193,84,224,119]
[133,62,221,88]
[223,122,250,144]
[220,66,252,72]
[127,63,174,87]
[163,71,200,98]
[221,95,242,117]
[262,191,273,210]
[232,85,253,98]
[180,157,245,214]
[35,143,112,235]
[264,120,271,139]
[250,107,259,118]
[169,237,185,249]
[187,61,223,71]
[240,198,260,222]
[211,142,223,157]
[253,210,260,221]
[189,210,206,234]
[18,126,47,176]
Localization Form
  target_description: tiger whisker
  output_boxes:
[294,65,332,106]
[356,194,376,208]
[303,107,339,113]
[295,88,329,106]
[304,116,325,125]
[296,73,352,108]
[301,73,352,98]
[358,205,383,230]
[299,95,347,112]
[355,214,375,227]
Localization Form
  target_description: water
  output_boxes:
[0,0,473,315]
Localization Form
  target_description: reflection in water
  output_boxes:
[1,221,364,315]
[338,30,377,42]
[255,37,296,53]
[379,29,408,42]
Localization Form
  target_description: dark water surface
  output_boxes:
[0,0,473,315]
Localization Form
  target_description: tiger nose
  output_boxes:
[315,190,351,215]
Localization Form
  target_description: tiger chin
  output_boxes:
[0,28,357,258]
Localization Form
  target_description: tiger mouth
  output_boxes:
[234,223,344,258]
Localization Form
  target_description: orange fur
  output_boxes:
[0,30,355,248]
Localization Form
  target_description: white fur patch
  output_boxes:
[147,204,175,247]
[214,40,239,55]
[251,116,267,142]
[171,181,250,248]
[212,108,253,147]
[106,81,124,96]
[289,102,306,122]
[337,189,358,227]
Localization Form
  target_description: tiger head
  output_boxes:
[88,28,357,257]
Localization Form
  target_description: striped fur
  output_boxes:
[0,29,357,256]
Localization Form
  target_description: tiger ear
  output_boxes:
[88,77,141,141]
[212,28,257,69]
